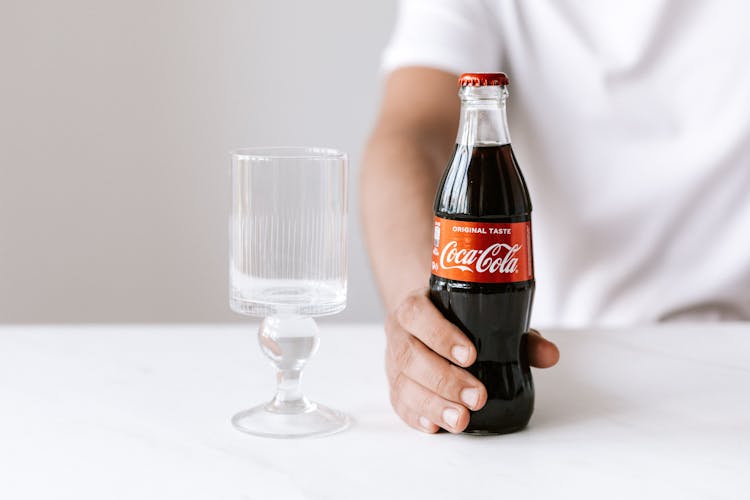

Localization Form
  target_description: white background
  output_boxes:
[0,0,397,323]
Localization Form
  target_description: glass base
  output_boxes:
[232,401,351,439]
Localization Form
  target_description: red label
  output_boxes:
[431,217,533,283]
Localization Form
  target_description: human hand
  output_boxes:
[385,288,559,433]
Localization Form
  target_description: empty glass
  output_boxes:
[229,147,350,438]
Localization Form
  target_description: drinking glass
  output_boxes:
[229,147,350,438]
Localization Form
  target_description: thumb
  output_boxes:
[527,329,560,368]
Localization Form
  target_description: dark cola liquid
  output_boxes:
[430,143,535,435]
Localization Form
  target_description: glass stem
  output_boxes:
[275,370,302,400]
[258,315,319,413]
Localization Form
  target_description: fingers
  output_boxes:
[390,372,470,434]
[390,330,486,410]
[528,329,560,368]
[385,289,559,435]
[395,290,476,367]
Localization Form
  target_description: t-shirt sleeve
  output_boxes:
[381,0,502,76]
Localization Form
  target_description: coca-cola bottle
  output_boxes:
[430,72,535,434]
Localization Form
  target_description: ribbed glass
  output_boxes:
[230,147,347,317]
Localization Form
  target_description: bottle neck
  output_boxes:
[455,86,511,146]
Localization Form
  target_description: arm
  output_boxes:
[361,67,459,310]
[361,67,560,434]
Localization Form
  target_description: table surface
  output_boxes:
[0,323,748,499]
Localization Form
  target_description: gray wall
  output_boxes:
[0,0,395,323]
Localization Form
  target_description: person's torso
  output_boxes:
[488,0,750,326]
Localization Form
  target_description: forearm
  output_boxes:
[360,128,452,311]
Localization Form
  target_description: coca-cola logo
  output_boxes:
[439,241,521,274]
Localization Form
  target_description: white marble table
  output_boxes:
[0,323,748,499]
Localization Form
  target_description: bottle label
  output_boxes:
[431,217,533,283]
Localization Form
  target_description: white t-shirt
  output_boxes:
[382,0,750,327]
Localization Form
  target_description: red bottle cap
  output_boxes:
[458,72,509,87]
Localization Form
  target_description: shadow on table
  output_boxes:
[529,361,630,431]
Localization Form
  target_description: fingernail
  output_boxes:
[419,416,432,430]
[460,387,479,408]
[451,345,469,365]
[442,408,459,429]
